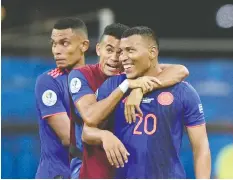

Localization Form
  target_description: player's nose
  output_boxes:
[119,52,128,62]
[52,45,63,56]
[110,58,119,64]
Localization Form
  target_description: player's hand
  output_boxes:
[101,130,130,168]
[128,76,162,94]
[124,88,143,124]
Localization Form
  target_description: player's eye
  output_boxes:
[129,48,135,53]
[63,41,70,47]
[126,47,134,53]
[107,48,113,53]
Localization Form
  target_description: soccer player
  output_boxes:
[68,23,189,178]
[35,18,89,179]
[95,26,211,178]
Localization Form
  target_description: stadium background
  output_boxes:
[1,0,233,178]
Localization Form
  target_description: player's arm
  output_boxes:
[82,123,129,168]
[69,71,157,127]
[183,82,211,178]
[69,71,125,127]
[35,75,70,146]
[82,123,104,145]
[187,125,211,179]
[153,63,189,90]
[79,77,160,126]
[46,114,70,146]
[77,90,124,127]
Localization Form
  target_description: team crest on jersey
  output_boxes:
[157,92,174,106]
[70,78,81,93]
[42,90,57,106]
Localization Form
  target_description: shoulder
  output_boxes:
[69,67,87,81]
[69,64,96,78]
[102,74,127,88]
[37,68,65,81]
[175,81,201,104]
[73,64,99,74]
[36,70,54,85]
[47,68,65,78]
[108,74,127,82]
[169,81,193,91]
[35,70,61,98]
[36,68,66,88]
[165,81,197,101]
[177,81,196,93]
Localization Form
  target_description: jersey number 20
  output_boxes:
[133,114,157,135]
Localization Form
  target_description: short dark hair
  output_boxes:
[122,26,159,49]
[100,23,129,41]
[53,17,88,37]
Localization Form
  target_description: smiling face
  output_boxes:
[119,35,154,79]
[96,35,122,76]
[51,28,89,69]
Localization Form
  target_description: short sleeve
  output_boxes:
[182,82,206,127]
[97,75,126,101]
[35,74,67,119]
[68,69,94,103]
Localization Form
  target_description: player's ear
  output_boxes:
[81,40,89,53]
[96,43,101,56]
[149,46,158,60]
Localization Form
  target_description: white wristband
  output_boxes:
[119,79,129,93]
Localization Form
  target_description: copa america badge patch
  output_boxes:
[42,90,57,106]
[70,78,82,93]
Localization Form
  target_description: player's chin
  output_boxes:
[56,62,68,69]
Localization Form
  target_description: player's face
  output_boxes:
[119,35,151,79]
[51,28,88,69]
[96,35,122,76]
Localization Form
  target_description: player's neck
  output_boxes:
[73,56,85,69]
[144,61,162,77]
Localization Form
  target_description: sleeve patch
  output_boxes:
[70,78,82,93]
[42,90,57,106]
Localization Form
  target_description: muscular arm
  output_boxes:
[77,76,158,127]
[76,87,124,127]
[187,125,211,179]
[156,64,189,88]
[46,113,70,146]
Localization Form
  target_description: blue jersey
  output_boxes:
[97,74,206,179]
[35,68,70,179]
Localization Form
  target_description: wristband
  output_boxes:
[119,79,129,93]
